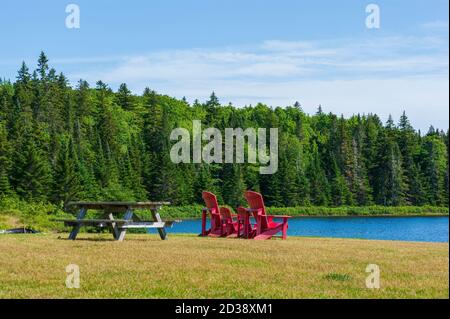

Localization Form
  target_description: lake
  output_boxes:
[155,216,449,243]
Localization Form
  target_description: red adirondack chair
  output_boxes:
[201,191,237,237]
[242,191,291,240]
[219,206,239,238]
[236,206,257,239]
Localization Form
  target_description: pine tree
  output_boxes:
[296,173,310,205]
[339,120,356,205]
[206,91,220,108]
[193,164,216,203]
[10,61,53,201]
[144,104,177,201]
[398,111,422,205]
[12,140,51,201]
[386,114,395,130]
[17,62,31,83]
[330,156,349,206]
[307,142,330,206]
[37,51,49,80]
[116,83,135,111]
[204,92,220,124]
[259,172,283,206]
[222,164,246,208]
[52,137,81,205]
[279,137,302,206]
[374,133,406,206]
[0,122,11,195]
[421,135,447,205]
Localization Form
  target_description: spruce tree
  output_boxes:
[374,133,406,206]
[307,142,330,206]
[12,140,51,201]
[421,135,447,205]
[398,111,422,205]
[52,137,81,205]
[37,51,49,80]
[222,164,246,208]
[330,156,349,206]
[116,83,134,111]
[0,122,11,195]
[193,164,216,203]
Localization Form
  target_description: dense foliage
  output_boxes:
[0,53,448,209]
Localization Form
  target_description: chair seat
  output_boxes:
[243,191,291,240]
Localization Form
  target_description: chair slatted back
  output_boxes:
[202,191,221,229]
[244,191,269,229]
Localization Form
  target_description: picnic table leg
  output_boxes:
[151,208,167,240]
[117,208,133,241]
[68,207,87,240]
[108,213,120,240]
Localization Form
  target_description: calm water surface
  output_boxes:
[154,216,449,243]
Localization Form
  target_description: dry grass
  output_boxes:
[0,233,448,299]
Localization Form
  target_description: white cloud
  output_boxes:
[262,40,316,52]
[421,20,449,30]
[218,76,449,132]
[66,35,449,131]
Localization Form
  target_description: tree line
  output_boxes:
[0,53,448,208]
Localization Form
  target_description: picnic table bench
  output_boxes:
[58,201,175,241]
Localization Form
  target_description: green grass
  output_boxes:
[0,234,448,298]
[324,273,353,282]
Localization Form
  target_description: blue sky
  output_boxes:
[0,0,448,131]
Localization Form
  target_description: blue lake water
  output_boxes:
[152,216,449,243]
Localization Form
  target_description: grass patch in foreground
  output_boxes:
[324,273,353,282]
[0,234,448,299]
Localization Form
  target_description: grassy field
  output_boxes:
[0,234,448,299]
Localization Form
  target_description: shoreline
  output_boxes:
[175,213,449,220]
[158,205,450,219]
[1,199,448,232]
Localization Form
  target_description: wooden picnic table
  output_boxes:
[59,201,173,241]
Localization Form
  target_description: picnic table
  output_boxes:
[59,201,174,241]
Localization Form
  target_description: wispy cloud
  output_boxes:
[70,35,448,82]
[64,35,448,131]
[421,20,449,30]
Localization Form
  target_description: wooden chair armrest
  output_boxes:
[238,207,262,215]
